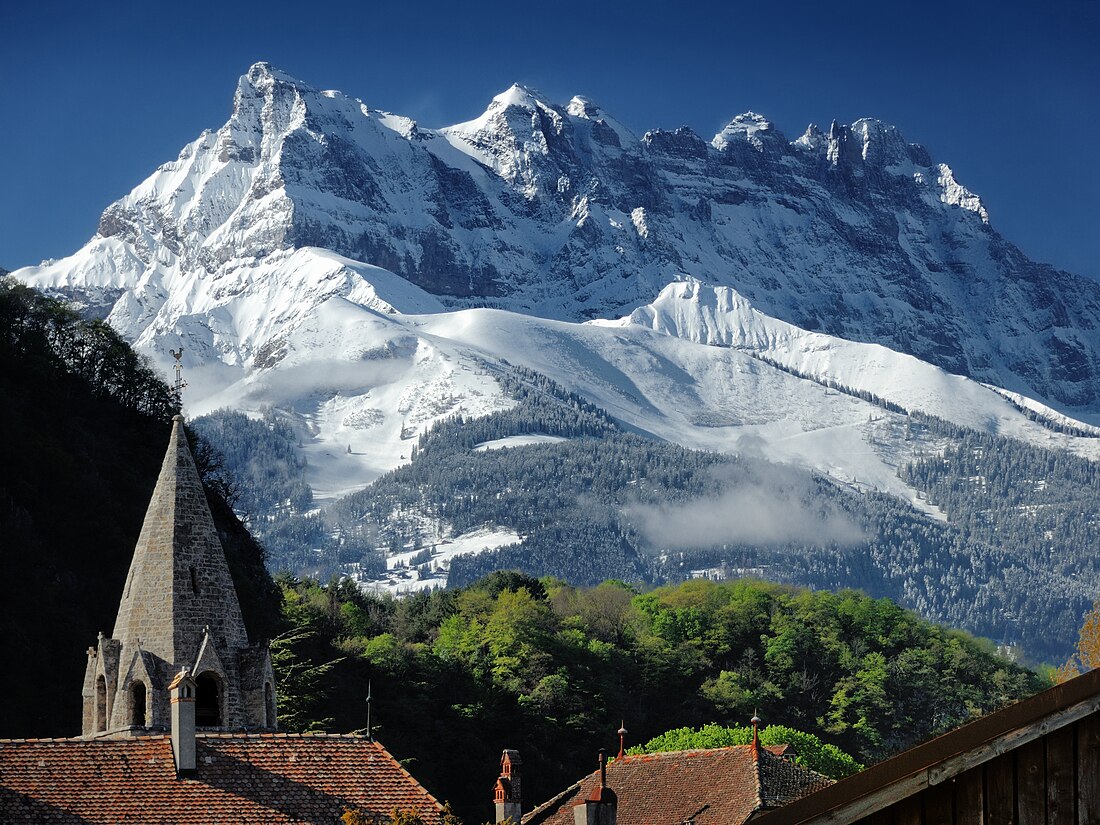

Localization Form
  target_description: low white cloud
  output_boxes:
[623,464,865,549]
[239,359,409,408]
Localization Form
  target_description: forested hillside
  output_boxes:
[0,278,279,737]
[194,362,1100,663]
[191,408,313,519]
[273,573,1043,821]
[902,419,1100,584]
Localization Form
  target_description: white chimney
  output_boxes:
[573,750,617,825]
[169,668,197,776]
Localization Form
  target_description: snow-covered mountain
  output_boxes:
[15,62,1100,421]
[8,64,1098,509]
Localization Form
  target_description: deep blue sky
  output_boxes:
[2,0,1097,279]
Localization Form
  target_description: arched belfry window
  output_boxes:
[95,675,108,732]
[196,672,223,727]
[130,682,147,727]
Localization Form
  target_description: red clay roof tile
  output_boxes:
[0,733,443,824]
[523,745,832,825]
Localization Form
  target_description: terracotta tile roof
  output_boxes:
[0,732,444,824]
[523,745,832,825]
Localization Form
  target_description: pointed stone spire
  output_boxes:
[112,415,249,660]
[81,416,276,736]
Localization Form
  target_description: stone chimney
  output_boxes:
[494,749,522,823]
[573,749,617,825]
[169,668,197,776]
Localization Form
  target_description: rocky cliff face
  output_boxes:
[15,62,1100,414]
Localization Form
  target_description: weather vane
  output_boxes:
[169,347,187,400]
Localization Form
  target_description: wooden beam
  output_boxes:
[768,702,1100,825]
[755,670,1100,825]
[926,698,1100,789]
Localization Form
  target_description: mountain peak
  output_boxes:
[14,66,1096,416]
[567,95,636,146]
[850,117,908,164]
[794,123,826,152]
[491,83,551,111]
[712,112,785,152]
[243,61,310,90]
[443,83,563,151]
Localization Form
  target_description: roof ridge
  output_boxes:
[522,781,583,824]
[751,736,765,814]
[196,731,376,739]
[0,735,172,744]
[620,744,758,759]
[0,732,408,744]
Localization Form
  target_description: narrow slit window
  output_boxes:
[96,675,108,732]
[130,683,147,727]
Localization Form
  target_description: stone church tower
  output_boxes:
[81,416,276,736]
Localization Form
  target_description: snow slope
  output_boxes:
[174,272,1100,514]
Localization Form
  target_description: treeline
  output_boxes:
[748,351,909,415]
[988,393,1100,438]
[898,423,1100,639]
[273,573,1044,822]
[448,523,645,588]
[314,386,1093,660]
[413,364,620,456]
[902,423,1100,570]
[0,277,178,420]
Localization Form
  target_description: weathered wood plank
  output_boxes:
[955,767,984,825]
[803,699,1100,825]
[987,752,1016,825]
[926,697,1100,789]
[923,780,954,825]
[812,774,931,824]
[1016,737,1045,825]
[1046,725,1075,825]
[1077,712,1100,825]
